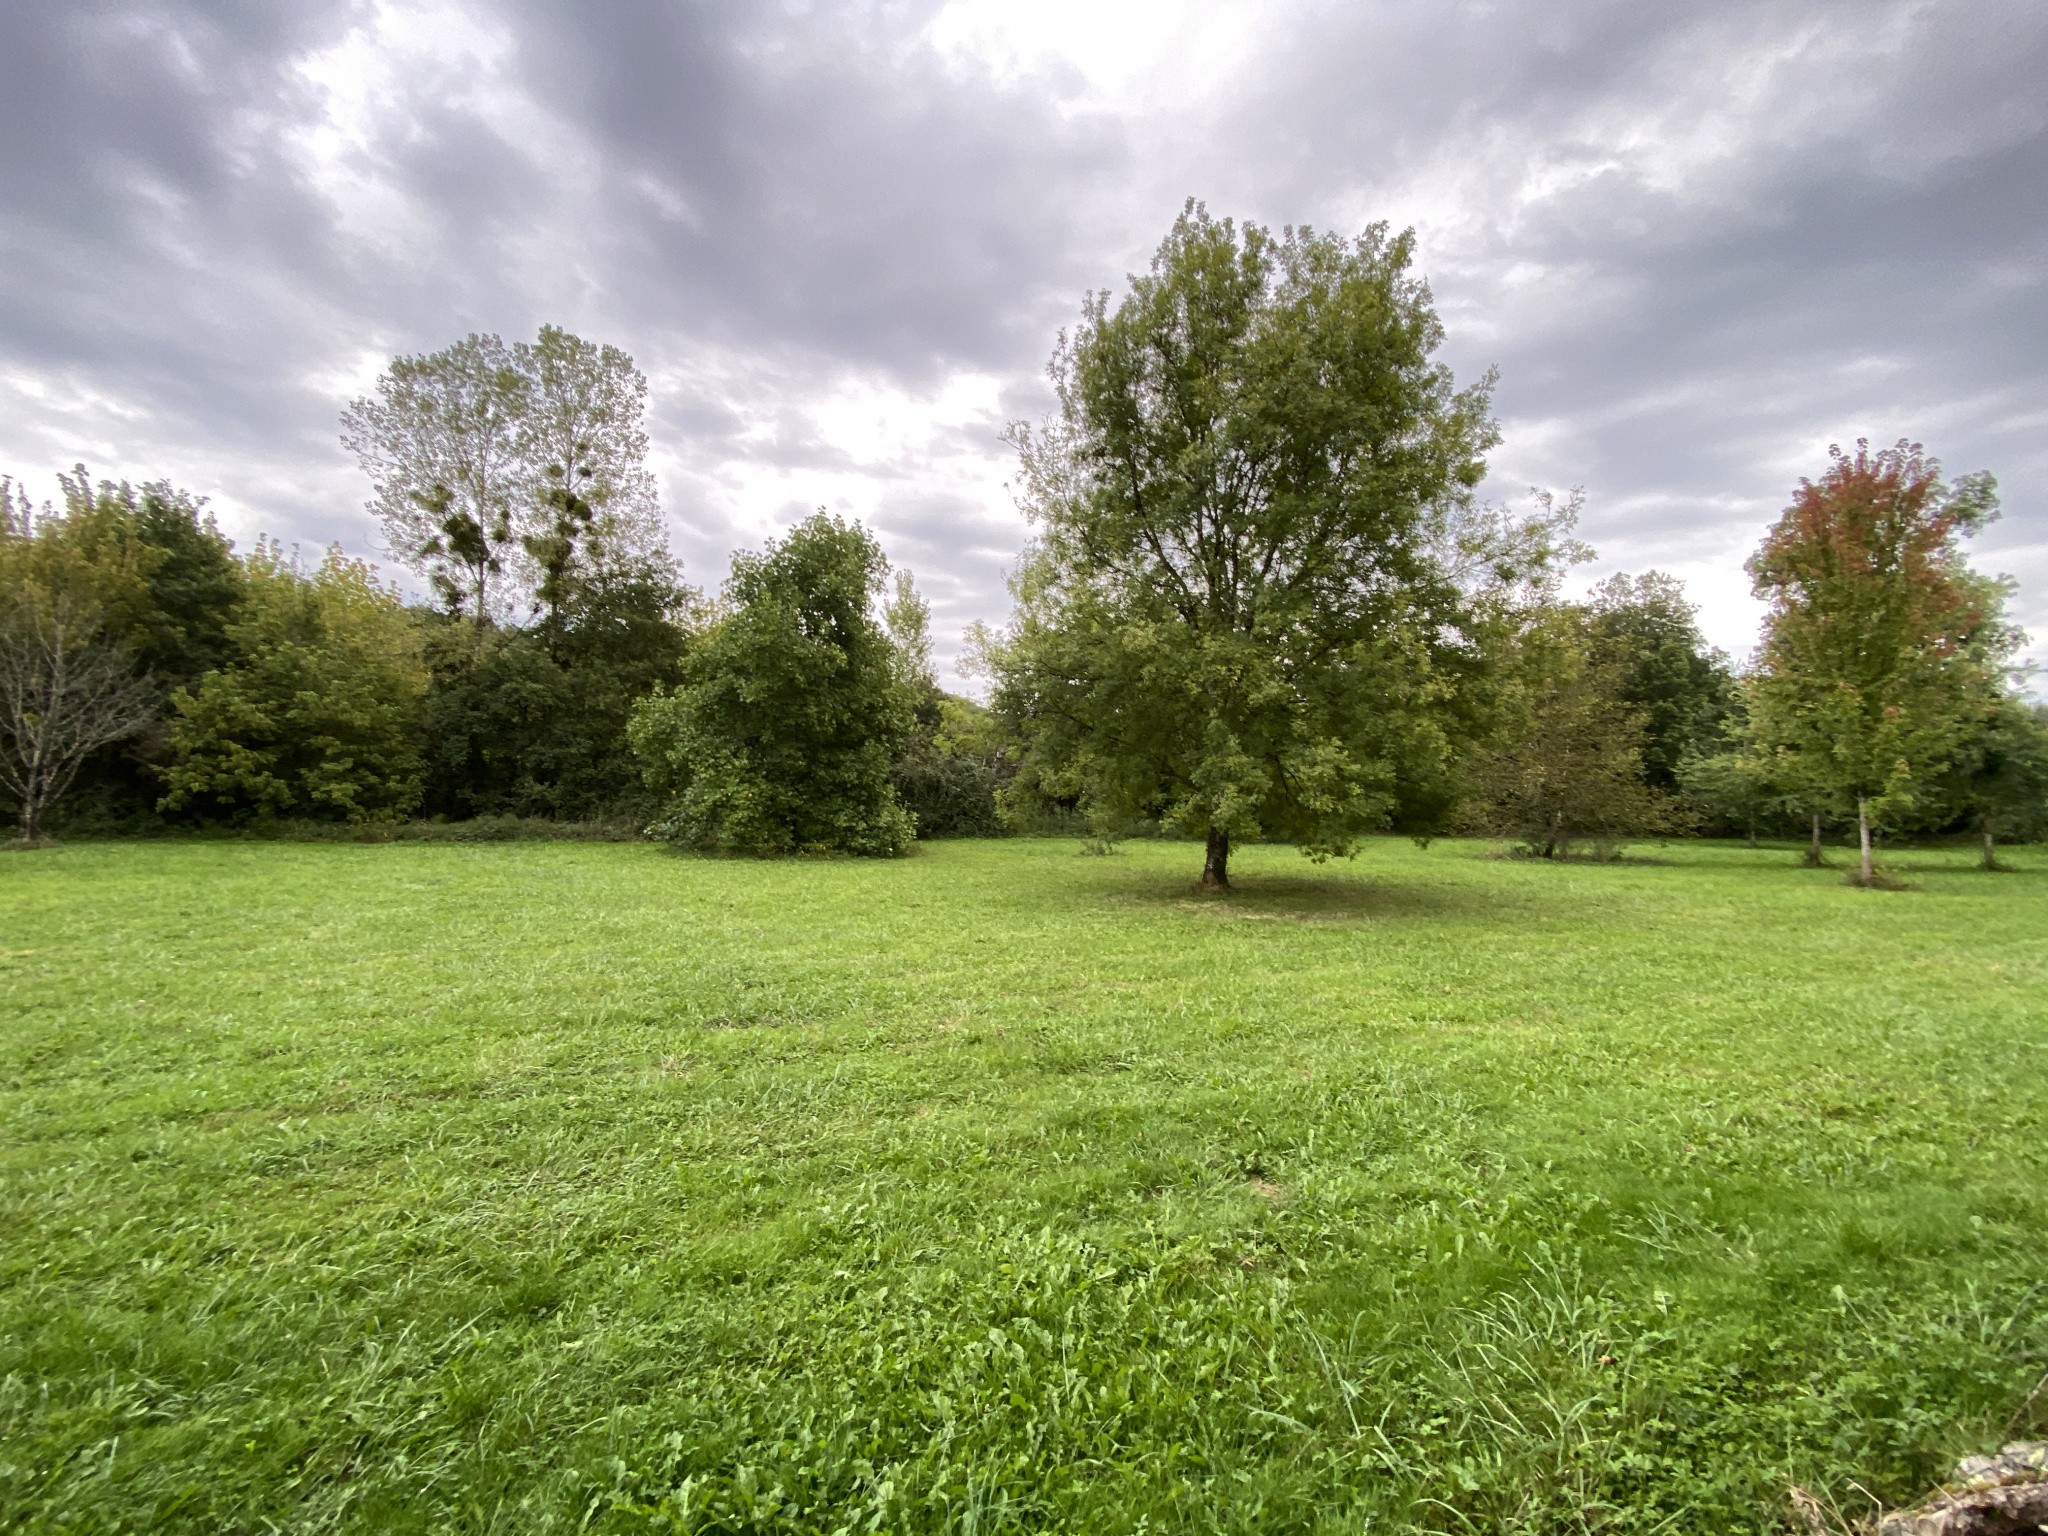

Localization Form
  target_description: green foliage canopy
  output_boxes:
[983,203,1508,886]
[1939,696,2048,866]
[418,553,693,821]
[892,691,1011,839]
[160,543,428,823]
[0,468,246,833]
[1585,571,1734,790]
[630,514,916,856]
[1470,605,1674,858]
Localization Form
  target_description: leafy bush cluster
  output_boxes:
[0,472,686,838]
[629,516,918,857]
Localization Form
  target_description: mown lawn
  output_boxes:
[2,836,2045,1533]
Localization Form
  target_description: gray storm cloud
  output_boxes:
[2,0,2042,687]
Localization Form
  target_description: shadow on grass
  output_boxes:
[1473,847,1680,867]
[1117,872,1488,924]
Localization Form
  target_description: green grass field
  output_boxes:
[3,837,2045,1534]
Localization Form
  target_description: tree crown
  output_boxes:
[988,202,1514,873]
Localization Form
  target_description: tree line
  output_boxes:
[4,204,2042,881]
[0,330,999,846]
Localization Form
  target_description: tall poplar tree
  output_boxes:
[342,333,526,621]
[342,327,664,624]
[1747,439,2012,886]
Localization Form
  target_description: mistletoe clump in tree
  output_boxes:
[341,325,664,626]
[982,202,1529,888]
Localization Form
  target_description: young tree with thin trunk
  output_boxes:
[1747,440,2012,887]
[982,203,1509,889]
[0,593,155,841]
[1939,697,2048,870]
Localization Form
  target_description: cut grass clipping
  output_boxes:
[3,838,2045,1533]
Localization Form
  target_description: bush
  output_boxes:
[893,752,1004,838]
[630,515,915,856]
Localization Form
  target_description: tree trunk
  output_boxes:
[1983,824,1997,871]
[1809,809,1823,866]
[1201,827,1230,890]
[1747,818,1757,849]
[1857,798,1873,887]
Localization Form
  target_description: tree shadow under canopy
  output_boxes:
[1113,868,1488,924]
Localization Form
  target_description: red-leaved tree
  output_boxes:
[1747,439,2013,886]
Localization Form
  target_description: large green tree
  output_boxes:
[1747,439,2013,886]
[629,514,916,856]
[344,330,688,823]
[5,467,241,686]
[982,203,1509,887]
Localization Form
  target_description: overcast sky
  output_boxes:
[3,0,2044,688]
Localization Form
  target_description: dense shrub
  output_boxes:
[631,514,916,856]
[416,556,688,823]
[159,543,427,823]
